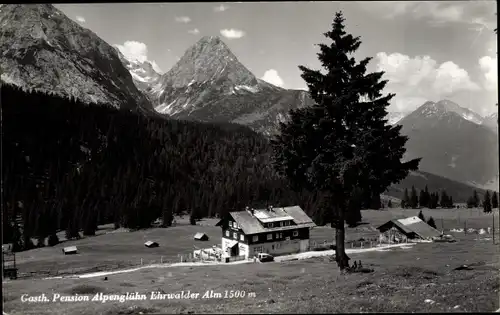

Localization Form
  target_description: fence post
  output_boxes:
[161,256,163,264]
[140,258,143,266]
[181,255,183,263]
[493,213,496,244]
[370,241,372,248]
[464,221,467,235]
[361,241,363,249]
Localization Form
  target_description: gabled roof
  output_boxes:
[377,216,441,239]
[194,232,209,239]
[218,206,316,235]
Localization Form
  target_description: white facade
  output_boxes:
[222,236,311,259]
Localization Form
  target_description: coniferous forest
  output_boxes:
[2,83,331,251]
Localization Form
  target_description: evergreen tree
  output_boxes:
[483,190,492,213]
[440,190,449,208]
[410,186,418,208]
[449,196,454,208]
[427,216,437,229]
[492,191,498,209]
[402,188,410,209]
[418,210,426,222]
[473,190,480,208]
[466,196,475,208]
[387,200,392,208]
[419,189,426,208]
[271,11,420,270]
[423,185,430,207]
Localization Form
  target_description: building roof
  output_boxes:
[63,246,78,252]
[194,232,209,239]
[220,206,316,235]
[144,241,158,246]
[377,216,441,239]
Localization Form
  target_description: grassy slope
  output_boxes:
[8,209,499,277]
[3,209,500,314]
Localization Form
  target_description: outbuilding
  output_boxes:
[377,216,442,242]
[62,246,78,255]
[194,233,209,241]
[144,241,159,248]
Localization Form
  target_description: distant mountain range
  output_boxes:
[0,4,152,113]
[1,4,497,192]
[399,100,498,187]
[130,36,315,135]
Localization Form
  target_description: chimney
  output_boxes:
[268,205,273,212]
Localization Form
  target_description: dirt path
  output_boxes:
[42,243,415,280]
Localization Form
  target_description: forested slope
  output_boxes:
[2,83,324,250]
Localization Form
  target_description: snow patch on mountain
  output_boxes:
[387,112,407,125]
[234,85,259,93]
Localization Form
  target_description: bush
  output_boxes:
[48,234,59,246]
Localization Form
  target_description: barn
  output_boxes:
[377,216,442,242]
[144,241,159,248]
[62,246,78,255]
[194,232,209,241]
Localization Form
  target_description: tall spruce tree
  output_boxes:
[423,185,430,207]
[271,11,420,270]
[473,190,480,208]
[492,191,498,209]
[402,188,410,209]
[410,186,418,209]
[419,189,426,208]
[440,190,449,208]
[427,216,437,229]
[483,191,492,213]
[418,210,426,222]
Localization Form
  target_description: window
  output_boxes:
[252,235,258,242]
[279,221,283,227]
[269,222,274,228]
[275,233,280,239]
[233,232,237,239]
[267,234,273,240]
[225,230,230,237]
[277,243,281,248]
[279,233,283,239]
[235,222,239,229]
[240,234,244,241]
[293,230,299,237]
[272,245,275,250]
[254,246,263,253]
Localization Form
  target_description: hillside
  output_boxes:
[0,4,152,113]
[385,171,488,203]
[2,83,327,249]
[399,100,498,186]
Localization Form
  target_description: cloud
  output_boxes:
[75,16,86,23]
[114,41,163,73]
[375,52,480,112]
[261,69,284,87]
[479,56,498,91]
[175,16,191,23]
[362,2,496,30]
[220,28,246,39]
[188,28,200,35]
[214,4,229,12]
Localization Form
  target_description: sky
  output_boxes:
[55,1,497,116]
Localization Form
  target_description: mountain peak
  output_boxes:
[415,100,483,124]
[0,3,152,112]
[157,35,257,89]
